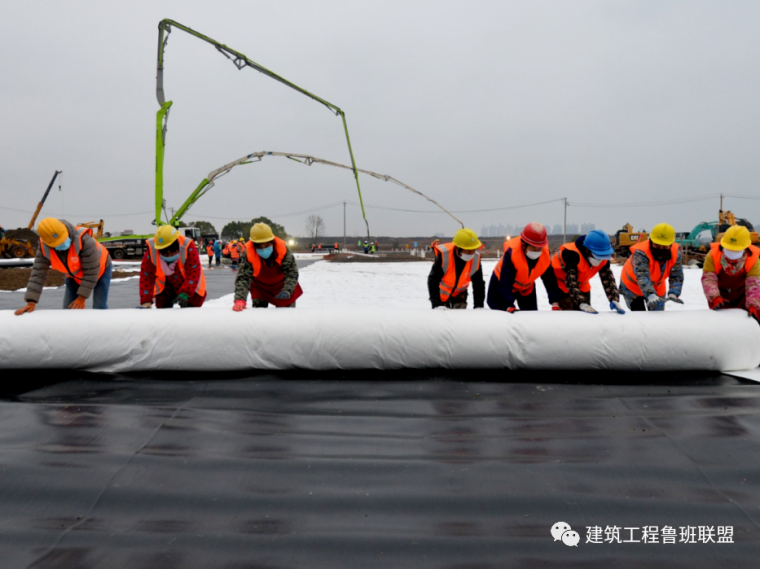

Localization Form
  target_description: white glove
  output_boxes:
[609,300,626,315]
[579,303,598,314]
[666,293,684,305]
[434,306,448,311]
[140,302,152,309]
[646,293,665,310]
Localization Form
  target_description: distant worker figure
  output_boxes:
[233,223,302,310]
[552,229,625,314]
[370,243,376,254]
[619,223,684,311]
[139,225,206,309]
[15,218,112,315]
[229,238,240,270]
[206,241,214,269]
[334,241,339,252]
[213,239,222,266]
[487,222,560,312]
[364,240,369,254]
[428,228,485,309]
[702,225,760,321]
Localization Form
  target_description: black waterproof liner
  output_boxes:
[1,371,759,568]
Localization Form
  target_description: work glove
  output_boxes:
[68,296,86,310]
[433,306,447,311]
[646,293,665,310]
[474,307,484,310]
[551,303,561,311]
[609,300,626,315]
[506,307,517,314]
[232,300,247,312]
[275,290,291,300]
[709,296,727,310]
[666,293,684,305]
[579,303,598,314]
[14,302,35,316]
[174,293,190,308]
[749,306,760,324]
[140,302,152,309]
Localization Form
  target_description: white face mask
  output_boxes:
[525,250,542,260]
[459,251,475,262]
[589,256,604,266]
[723,248,745,261]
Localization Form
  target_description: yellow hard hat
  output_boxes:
[453,228,482,250]
[250,222,275,243]
[38,218,69,248]
[721,225,751,251]
[650,223,676,246]
[154,225,180,250]
[239,237,244,242]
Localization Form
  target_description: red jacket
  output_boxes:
[139,239,204,303]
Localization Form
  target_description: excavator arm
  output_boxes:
[155,19,369,236]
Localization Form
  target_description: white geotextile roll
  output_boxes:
[0,308,758,373]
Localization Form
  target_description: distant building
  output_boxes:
[551,224,563,235]
[567,223,579,234]
[581,223,596,233]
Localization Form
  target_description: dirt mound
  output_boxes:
[4,228,39,245]
[0,268,135,291]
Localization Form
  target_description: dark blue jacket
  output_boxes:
[487,245,559,310]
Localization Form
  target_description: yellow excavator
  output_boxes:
[613,223,649,257]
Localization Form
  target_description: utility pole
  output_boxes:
[343,201,347,251]
[563,198,568,244]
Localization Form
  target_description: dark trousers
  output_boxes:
[514,288,538,310]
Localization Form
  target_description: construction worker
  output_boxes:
[364,240,369,254]
[15,218,112,315]
[229,237,241,269]
[428,228,485,309]
[205,240,214,269]
[552,229,625,314]
[487,222,560,312]
[213,238,222,266]
[233,222,302,310]
[619,223,684,311]
[139,225,206,309]
[702,225,760,321]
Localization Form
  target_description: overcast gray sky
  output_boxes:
[1,0,759,238]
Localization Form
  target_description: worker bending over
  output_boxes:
[139,225,206,309]
[552,229,625,314]
[233,223,302,310]
[702,226,760,321]
[428,228,485,309]
[619,223,684,311]
[16,218,112,314]
[488,222,559,312]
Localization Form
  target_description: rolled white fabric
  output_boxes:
[0,308,758,373]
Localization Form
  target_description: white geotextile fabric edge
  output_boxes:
[1,308,759,374]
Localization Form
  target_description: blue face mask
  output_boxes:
[160,253,179,263]
[257,246,274,259]
[54,237,72,251]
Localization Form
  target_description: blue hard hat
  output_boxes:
[583,230,614,258]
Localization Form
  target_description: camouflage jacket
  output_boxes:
[234,246,299,301]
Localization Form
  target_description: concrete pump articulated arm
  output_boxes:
[155,19,369,237]
[170,151,465,229]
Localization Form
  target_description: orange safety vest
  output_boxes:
[147,235,207,297]
[551,242,606,294]
[493,236,551,295]
[246,236,288,277]
[230,243,240,259]
[705,242,760,275]
[40,226,109,284]
[434,242,481,301]
[621,240,679,297]
[703,243,760,307]
[206,245,214,256]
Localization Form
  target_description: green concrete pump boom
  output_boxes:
[155,19,369,237]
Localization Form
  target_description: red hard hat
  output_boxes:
[520,222,548,247]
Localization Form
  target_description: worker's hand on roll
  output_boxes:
[14,302,35,316]
[275,290,291,299]
[232,300,247,312]
[709,296,727,310]
[68,296,86,310]
[174,293,190,308]
[646,294,664,310]
[578,303,598,314]
[666,293,684,305]
[433,306,447,311]
[140,302,152,309]
[609,300,626,315]
[506,307,517,314]
[551,303,561,311]
[749,306,760,324]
